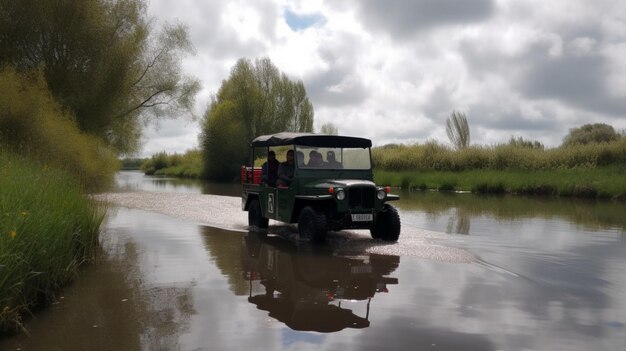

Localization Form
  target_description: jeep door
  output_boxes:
[260,186,277,220]
[276,186,295,223]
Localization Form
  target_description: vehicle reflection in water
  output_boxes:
[240,232,399,333]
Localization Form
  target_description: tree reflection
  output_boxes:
[446,208,470,235]
[396,191,626,233]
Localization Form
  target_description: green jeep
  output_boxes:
[241,132,401,243]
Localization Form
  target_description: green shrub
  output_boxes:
[141,149,202,178]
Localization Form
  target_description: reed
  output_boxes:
[372,139,626,172]
[0,153,106,333]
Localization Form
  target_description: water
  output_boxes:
[113,170,241,196]
[2,172,625,350]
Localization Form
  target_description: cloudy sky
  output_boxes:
[141,0,626,156]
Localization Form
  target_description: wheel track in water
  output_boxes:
[93,191,476,263]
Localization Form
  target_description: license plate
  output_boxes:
[351,213,373,222]
[350,265,372,274]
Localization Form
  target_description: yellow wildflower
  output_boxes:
[21,211,28,217]
[8,230,16,239]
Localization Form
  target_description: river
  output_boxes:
[2,171,625,351]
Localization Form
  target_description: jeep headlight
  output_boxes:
[336,188,346,201]
[377,189,386,200]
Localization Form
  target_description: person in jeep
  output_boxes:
[242,132,401,244]
[277,150,295,187]
[326,150,342,168]
[261,150,279,187]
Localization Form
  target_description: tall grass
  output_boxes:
[372,140,626,198]
[0,153,105,333]
[373,139,626,172]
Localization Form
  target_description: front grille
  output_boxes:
[348,187,375,209]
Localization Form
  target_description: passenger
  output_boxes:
[296,151,305,167]
[327,151,342,169]
[314,152,324,167]
[277,150,295,187]
[306,150,317,167]
[261,150,279,187]
[307,150,322,167]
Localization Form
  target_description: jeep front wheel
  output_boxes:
[370,204,401,241]
[248,198,269,229]
[298,207,327,243]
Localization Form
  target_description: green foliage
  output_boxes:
[508,136,544,149]
[200,57,314,181]
[141,149,202,178]
[141,152,168,175]
[0,153,105,333]
[446,110,470,150]
[0,0,200,154]
[119,157,147,170]
[562,123,619,147]
[0,68,118,191]
[320,122,339,135]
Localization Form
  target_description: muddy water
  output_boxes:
[2,172,626,350]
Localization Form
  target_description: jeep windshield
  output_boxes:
[295,146,371,170]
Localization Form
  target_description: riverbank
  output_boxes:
[0,154,105,334]
[374,167,626,200]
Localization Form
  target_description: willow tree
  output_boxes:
[561,123,619,147]
[446,110,470,150]
[200,57,314,180]
[0,0,200,154]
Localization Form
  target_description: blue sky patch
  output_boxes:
[281,328,325,346]
[284,9,325,31]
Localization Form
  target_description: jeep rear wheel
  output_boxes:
[298,207,327,243]
[248,198,269,229]
[370,204,401,241]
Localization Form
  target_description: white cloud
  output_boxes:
[141,0,626,156]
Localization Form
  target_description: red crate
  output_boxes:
[241,166,262,184]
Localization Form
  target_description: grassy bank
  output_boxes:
[374,166,626,199]
[140,150,202,178]
[0,153,105,333]
[371,138,626,199]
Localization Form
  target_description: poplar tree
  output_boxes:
[200,57,314,180]
[446,110,470,150]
